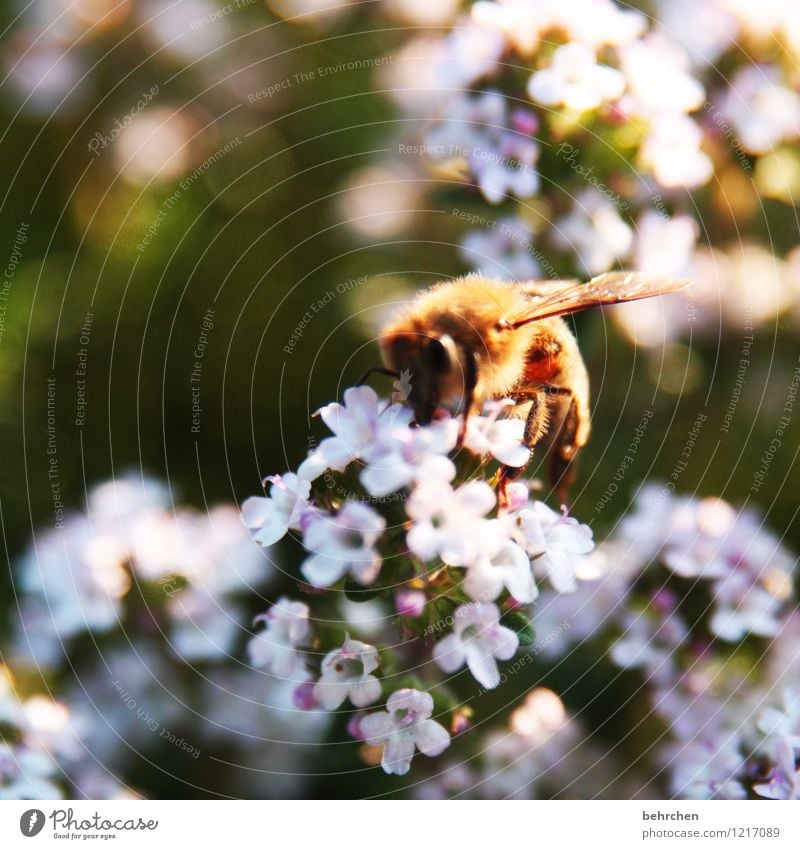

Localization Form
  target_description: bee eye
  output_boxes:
[425,337,451,373]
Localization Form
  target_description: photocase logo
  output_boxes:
[392,369,413,404]
[19,809,46,837]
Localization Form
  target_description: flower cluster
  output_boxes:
[405,483,798,799]
[4,474,333,800]
[242,385,596,775]
[358,0,800,346]
[16,475,266,666]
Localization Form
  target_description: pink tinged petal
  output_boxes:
[350,557,382,586]
[540,548,578,594]
[464,564,505,602]
[361,461,413,497]
[349,675,382,708]
[492,442,531,468]
[297,452,327,481]
[465,648,501,690]
[360,711,394,745]
[492,625,520,660]
[247,633,273,668]
[301,554,346,588]
[387,688,433,717]
[504,563,537,604]
[240,496,271,529]
[550,523,594,554]
[252,514,290,547]
[313,679,352,710]
[505,482,529,512]
[433,633,467,674]
[458,481,497,515]
[414,719,451,757]
[316,436,357,473]
[406,522,440,562]
[382,732,417,775]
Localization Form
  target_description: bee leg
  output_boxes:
[455,347,479,450]
[550,395,582,505]
[497,390,548,507]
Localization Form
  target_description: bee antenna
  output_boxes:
[355,366,400,387]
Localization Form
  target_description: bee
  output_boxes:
[374,272,689,504]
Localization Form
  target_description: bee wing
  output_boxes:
[506,272,691,329]
[520,279,580,298]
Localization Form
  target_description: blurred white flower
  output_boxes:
[301,502,386,588]
[528,43,625,112]
[113,106,204,186]
[248,597,310,680]
[313,635,381,710]
[518,502,595,593]
[633,211,699,277]
[459,216,542,281]
[432,602,519,689]
[241,472,312,547]
[666,736,747,799]
[619,34,705,117]
[406,479,507,566]
[266,0,353,29]
[709,571,785,641]
[360,688,450,775]
[640,114,713,188]
[721,66,800,155]
[384,0,461,27]
[754,737,800,800]
[337,163,423,239]
[4,32,86,116]
[552,190,633,275]
[424,91,540,204]
[654,0,738,68]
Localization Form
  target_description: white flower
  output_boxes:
[424,91,539,205]
[633,211,699,278]
[313,635,382,709]
[471,0,555,56]
[432,602,519,689]
[619,34,705,117]
[301,502,386,588]
[360,688,450,775]
[518,502,594,593]
[248,597,310,680]
[721,65,800,155]
[654,0,737,68]
[464,400,531,467]
[241,472,311,547]
[464,540,538,603]
[709,571,784,641]
[459,216,541,281]
[756,690,800,740]
[360,413,456,497]
[472,131,540,205]
[553,190,633,275]
[640,114,713,188]
[528,43,625,112]
[754,737,800,800]
[309,385,384,473]
[406,479,507,567]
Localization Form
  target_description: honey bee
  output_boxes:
[375,272,689,504]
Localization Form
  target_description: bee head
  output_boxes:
[381,332,469,424]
